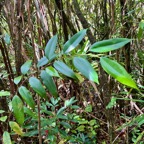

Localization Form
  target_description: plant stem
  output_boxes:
[37,95,42,144]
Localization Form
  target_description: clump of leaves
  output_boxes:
[3,29,140,144]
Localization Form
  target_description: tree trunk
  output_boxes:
[72,0,96,44]
[120,0,132,73]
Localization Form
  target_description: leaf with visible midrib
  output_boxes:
[89,38,131,53]
[63,29,87,53]
[45,35,57,60]
[54,61,77,79]
[73,57,99,84]
[37,56,49,68]
[19,86,35,109]
[41,70,58,97]
[29,77,47,99]
[100,57,138,90]
[12,95,24,125]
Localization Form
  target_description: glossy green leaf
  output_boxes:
[3,131,12,144]
[0,116,7,122]
[14,76,22,85]
[0,91,10,97]
[63,29,87,53]
[100,57,138,90]
[45,35,57,60]
[19,86,35,109]
[73,57,99,83]
[12,95,24,125]
[46,66,61,77]
[54,61,77,79]
[37,56,49,68]
[29,77,47,99]
[40,70,58,97]
[21,60,32,75]
[89,38,131,53]
[9,121,24,136]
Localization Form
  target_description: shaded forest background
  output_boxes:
[0,0,144,144]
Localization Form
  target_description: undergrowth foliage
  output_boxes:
[1,30,143,143]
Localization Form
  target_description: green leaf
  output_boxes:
[37,56,49,68]
[138,20,144,40]
[46,66,61,77]
[24,107,37,118]
[89,38,131,53]
[3,131,12,144]
[0,116,7,122]
[19,86,35,109]
[14,75,22,85]
[9,121,24,136]
[23,130,38,137]
[45,35,57,60]
[73,57,99,83]
[134,131,144,144]
[0,110,5,114]
[76,125,85,131]
[100,57,138,90]
[57,107,66,116]
[106,97,117,109]
[0,91,10,97]
[60,121,72,129]
[29,77,47,99]
[40,70,58,97]
[64,97,77,107]
[21,60,32,75]
[4,33,10,45]
[63,29,87,53]
[139,20,144,29]
[89,120,96,126]
[54,61,77,79]
[85,104,92,112]
[12,95,24,125]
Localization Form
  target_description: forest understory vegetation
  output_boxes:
[0,0,144,144]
